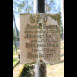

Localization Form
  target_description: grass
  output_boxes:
[13,58,18,66]
[13,51,19,66]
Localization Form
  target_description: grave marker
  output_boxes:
[20,13,60,64]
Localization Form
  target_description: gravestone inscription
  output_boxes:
[20,14,60,64]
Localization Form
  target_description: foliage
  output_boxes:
[13,51,15,55]
[13,27,15,37]
[25,64,29,68]
[21,64,34,77]
[13,45,15,49]
[13,0,33,13]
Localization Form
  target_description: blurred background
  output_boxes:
[13,0,64,77]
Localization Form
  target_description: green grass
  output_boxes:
[13,58,18,66]
[13,51,19,66]
[13,51,16,55]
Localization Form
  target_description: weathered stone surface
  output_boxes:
[20,14,60,64]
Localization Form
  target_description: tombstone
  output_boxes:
[20,13,60,64]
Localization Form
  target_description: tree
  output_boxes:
[13,0,33,13]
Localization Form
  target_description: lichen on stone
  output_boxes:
[47,13,61,26]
